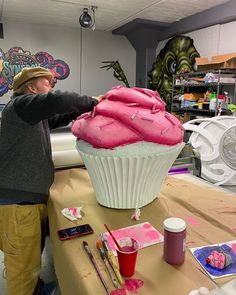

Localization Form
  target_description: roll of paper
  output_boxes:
[51,132,76,152]
[52,150,83,168]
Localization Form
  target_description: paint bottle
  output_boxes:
[209,92,217,110]
[163,217,186,265]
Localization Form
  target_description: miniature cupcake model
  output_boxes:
[206,250,233,270]
[71,86,184,209]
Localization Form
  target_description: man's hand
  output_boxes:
[92,95,105,102]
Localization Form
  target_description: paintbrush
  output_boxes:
[83,241,110,295]
[96,240,119,289]
[104,224,122,251]
[102,238,124,286]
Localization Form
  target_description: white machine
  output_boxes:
[183,116,236,186]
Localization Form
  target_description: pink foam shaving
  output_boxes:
[68,207,77,216]
[124,278,144,292]
[110,288,127,295]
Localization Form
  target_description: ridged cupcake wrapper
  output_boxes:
[78,143,184,209]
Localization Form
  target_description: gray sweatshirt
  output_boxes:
[0,90,98,204]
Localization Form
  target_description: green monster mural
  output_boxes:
[148,35,200,110]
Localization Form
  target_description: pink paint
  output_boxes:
[163,217,186,265]
[146,229,160,240]
[121,246,134,252]
[103,222,163,253]
[143,223,152,229]
[186,216,198,225]
[124,278,144,292]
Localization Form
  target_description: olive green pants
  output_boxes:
[0,204,47,295]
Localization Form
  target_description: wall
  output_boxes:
[0,20,136,103]
[80,29,134,95]
[156,20,236,59]
[218,21,236,54]
[155,21,236,104]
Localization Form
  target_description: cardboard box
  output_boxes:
[184,93,202,101]
[196,53,236,70]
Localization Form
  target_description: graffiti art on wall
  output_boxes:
[0,47,70,97]
[148,35,200,110]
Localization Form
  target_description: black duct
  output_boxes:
[0,23,3,39]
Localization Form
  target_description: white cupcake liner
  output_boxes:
[77,142,184,209]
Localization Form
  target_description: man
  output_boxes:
[0,67,99,295]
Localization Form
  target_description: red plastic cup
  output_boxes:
[116,237,139,277]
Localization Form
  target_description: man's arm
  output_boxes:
[13,90,98,125]
[48,112,79,129]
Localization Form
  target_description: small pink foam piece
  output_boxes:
[124,278,144,292]
[68,207,77,216]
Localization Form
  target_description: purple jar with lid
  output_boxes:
[163,217,186,265]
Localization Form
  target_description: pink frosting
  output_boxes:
[71,86,184,148]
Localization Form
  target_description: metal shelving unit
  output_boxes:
[171,68,236,118]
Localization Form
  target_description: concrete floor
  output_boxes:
[0,185,235,295]
[0,236,62,295]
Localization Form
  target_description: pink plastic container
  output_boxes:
[163,217,186,265]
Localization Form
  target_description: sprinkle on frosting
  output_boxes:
[127,102,139,107]
[164,112,176,125]
[130,112,138,120]
[91,108,96,117]
[151,109,160,114]
[161,127,169,135]
[71,86,184,148]
[141,116,154,122]
[99,121,114,129]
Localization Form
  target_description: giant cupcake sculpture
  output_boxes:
[71,86,184,209]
